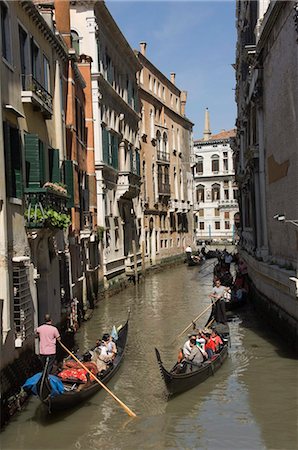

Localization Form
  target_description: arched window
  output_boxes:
[196,184,205,203]
[71,30,80,54]
[212,183,220,201]
[196,156,203,175]
[211,154,219,173]
[163,132,168,154]
[156,130,161,152]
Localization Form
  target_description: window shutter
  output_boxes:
[49,147,60,183]
[4,123,23,199]
[3,122,12,197]
[64,160,74,208]
[24,134,41,188]
[112,134,118,169]
[102,127,109,164]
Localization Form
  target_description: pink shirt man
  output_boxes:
[36,323,60,355]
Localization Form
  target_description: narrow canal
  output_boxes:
[1,262,297,450]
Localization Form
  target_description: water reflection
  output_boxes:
[1,263,297,450]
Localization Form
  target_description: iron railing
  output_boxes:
[21,74,52,111]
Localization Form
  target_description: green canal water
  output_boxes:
[1,262,297,450]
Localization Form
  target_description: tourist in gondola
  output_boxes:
[203,333,216,358]
[185,339,204,367]
[182,332,197,358]
[211,329,223,351]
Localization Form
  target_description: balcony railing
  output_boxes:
[157,150,170,163]
[24,187,69,230]
[218,199,238,209]
[21,74,53,117]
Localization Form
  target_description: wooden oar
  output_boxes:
[205,318,215,329]
[58,341,137,418]
[175,297,219,339]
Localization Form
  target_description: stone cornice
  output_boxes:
[140,87,193,129]
[136,51,181,95]
[20,1,68,61]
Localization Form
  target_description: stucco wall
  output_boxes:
[263,5,298,264]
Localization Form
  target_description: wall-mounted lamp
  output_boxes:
[273,214,298,227]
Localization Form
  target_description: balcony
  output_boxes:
[218,199,238,209]
[24,187,70,230]
[21,75,53,118]
[156,150,170,164]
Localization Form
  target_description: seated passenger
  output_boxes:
[185,339,204,366]
[204,333,216,358]
[211,329,223,351]
[101,333,117,359]
[183,333,197,358]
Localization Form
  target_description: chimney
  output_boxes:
[140,42,147,56]
[170,72,176,85]
[54,0,71,48]
[33,1,54,31]
[180,90,187,116]
[203,108,212,141]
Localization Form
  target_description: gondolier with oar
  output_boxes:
[35,314,61,375]
[209,278,228,324]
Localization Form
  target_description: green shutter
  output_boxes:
[39,140,46,185]
[49,148,60,183]
[10,127,23,198]
[3,122,23,198]
[25,134,41,188]
[64,160,74,208]
[112,135,118,170]
[102,127,109,165]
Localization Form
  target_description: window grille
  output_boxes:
[13,261,33,343]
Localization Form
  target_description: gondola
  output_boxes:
[185,252,204,267]
[155,322,229,396]
[25,319,129,412]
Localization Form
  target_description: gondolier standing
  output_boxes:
[209,279,228,324]
[35,314,61,375]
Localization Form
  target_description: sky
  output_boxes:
[106,0,237,139]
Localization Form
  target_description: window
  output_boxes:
[114,217,119,250]
[199,209,204,217]
[156,130,161,152]
[196,185,205,202]
[199,222,204,230]
[19,25,29,89]
[214,208,220,216]
[224,188,229,200]
[196,156,203,175]
[31,38,41,81]
[149,74,152,91]
[211,154,219,173]
[233,189,238,200]
[225,221,230,230]
[71,30,80,54]
[212,183,220,201]
[1,1,11,63]
[163,132,168,154]
[215,221,220,230]
[223,151,228,172]
[162,86,165,100]
[3,122,23,198]
[153,78,156,94]
[157,82,161,97]
[43,55,50,93]
[13,262,33,344]
[224,211,230,219]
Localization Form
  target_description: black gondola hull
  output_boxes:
[155,344,228,396]
[39,320,128,412]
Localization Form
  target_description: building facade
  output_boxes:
[0,0,70,367]
[136,43,194,265]
[235,0,298,341]
[70,0,142,287]
[193,109,238,244]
